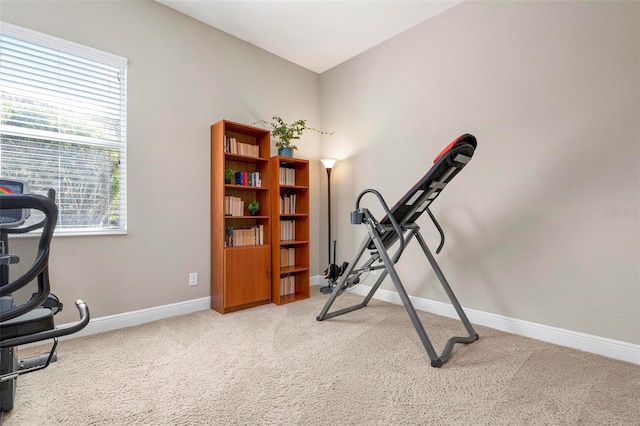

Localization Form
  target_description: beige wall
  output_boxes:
[319,1,639,344]
[3,1,638,346]
[1,0,323,323]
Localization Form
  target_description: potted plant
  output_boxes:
[224,168,235,184]
[254,115,333,157]
[248,200,260,216]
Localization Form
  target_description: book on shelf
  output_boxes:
[233,171,261,187]
[224,195,245,216]
[225,227,234,247]
[224,224,264,247]
[279,219,295,242]
[280,275,296,296]
[279,247,295,267]
[280,192,297,214]
[279,166,296,185]
[224,135,259,158]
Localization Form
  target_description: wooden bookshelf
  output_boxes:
[270,156,310,305]
[211,120,271,313]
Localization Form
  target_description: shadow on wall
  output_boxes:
[425,113,638,329]
[324,107,638,341]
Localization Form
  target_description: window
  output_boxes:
[0,22,127,235]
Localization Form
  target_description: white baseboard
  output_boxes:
[54,279,639,365]
[338,282,639,365]
[310,275,326,286]
[56,297,211,342]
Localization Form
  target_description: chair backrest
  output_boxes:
[0,193,58,323]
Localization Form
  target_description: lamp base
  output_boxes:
[319,285,334,294]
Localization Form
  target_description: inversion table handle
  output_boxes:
[354,188,406,257]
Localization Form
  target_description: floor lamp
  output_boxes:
[320,158,337,294]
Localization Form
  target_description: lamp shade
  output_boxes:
[321,158,337,169]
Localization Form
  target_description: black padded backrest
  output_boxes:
[375,134,477,249]
[0,194,58,323]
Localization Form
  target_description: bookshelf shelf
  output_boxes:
[225,153,269,164]
[280,265,309,274]
[224,244,269,251]
[225,215,269,219]
[211,120,272,314]
[270,156,310,305]
[224,185,269,190]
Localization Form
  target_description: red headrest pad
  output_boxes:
[433,134,477,163]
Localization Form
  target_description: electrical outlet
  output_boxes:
[189,272,198,286]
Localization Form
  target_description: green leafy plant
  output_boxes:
[224,168,235,182]
[248,200,260,214]
[254,115,333,150]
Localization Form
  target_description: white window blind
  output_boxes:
[0,21,127,235]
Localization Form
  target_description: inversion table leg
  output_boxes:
[317,223,478,366]
[414,231,479,365]
[415,231,477,338]
[367,229,443,364]
[316,222,407,320]
[317,234,374,320]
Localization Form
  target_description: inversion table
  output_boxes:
[316,134,479,367]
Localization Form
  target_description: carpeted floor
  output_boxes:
[4,287,639,425]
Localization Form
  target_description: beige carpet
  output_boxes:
[5,287,639,425]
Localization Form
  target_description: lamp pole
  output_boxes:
[320,158,337,294]
[325,166,332,263]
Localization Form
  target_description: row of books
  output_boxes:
[280,220,296,242]
[279,167,296,185]
[225,191,295,216]
[225,225,264,247]
[279,275,296,296]
[279,193,297,214]
[279,247,296,268]
[224,135,259,158]
[224,196,244,217]
[232,171,262,187]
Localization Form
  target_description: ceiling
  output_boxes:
[155,1,463,74]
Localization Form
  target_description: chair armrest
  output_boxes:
[0,300,90,348]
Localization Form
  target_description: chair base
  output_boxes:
[0,347,17,413]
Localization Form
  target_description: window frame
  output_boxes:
[0,21,128,236]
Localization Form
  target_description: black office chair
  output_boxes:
[0,181,90,418]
